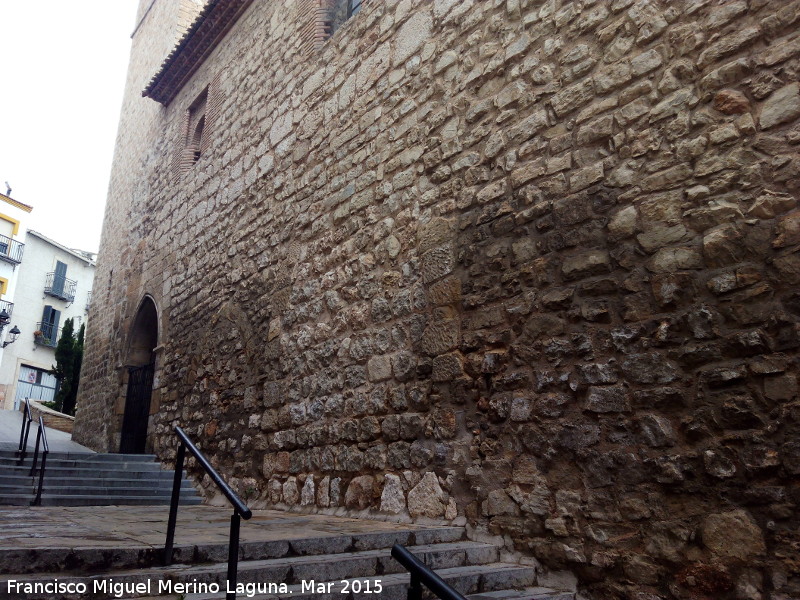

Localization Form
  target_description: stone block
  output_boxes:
[380,473,406,514]
[701,510,766,559]
[703,224,746,267]
[511,159,546,188]
[697,26,761,68]
[585,385,630,413]
[759,83,800,129]
[773,210,800,248]
[345,475,375,510]
[713,89,750,114]
[593,61,633,95]
[420,320,460,355]
[764,374,798,401]
[417,217,455,252]
[421,245,455,283]
[747,190,796,218]
[282,477,299,505]
[551,80,594,117]
[431,352,464,382]
[622,353,679,384]
[637,414,675,447]
[407,472,446,518]
[483,489,519,516]
[649,88,699,122]
[685,202,743,232]
[608,206,638,240]
[631,48,663,76]
[393,12,433,66]
[570,162,604,192]
[783,442,800,474]
[647,247,703,273]
[641,164,693,192]
[300,476,315,505]
[367,355,392,382]
[637,224,689,253]
[561,250,612,280]
[576,114,614,145]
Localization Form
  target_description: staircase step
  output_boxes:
[120,563,539,600]
[0,466,175,479]
[0,493,202,506]
[126,590,573,600]
[468,588,576,599]
[0,525,465,574]
[0,485,198,496]
[3,456,162,468]
[1,543,526,600]
[0,450,157,462]
[0,475,195,489]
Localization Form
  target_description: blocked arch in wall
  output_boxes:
[119,296,159,454]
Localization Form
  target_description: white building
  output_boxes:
[0,229,95,411]
[0,190,33,405]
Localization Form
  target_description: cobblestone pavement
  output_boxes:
[0,504,437,552]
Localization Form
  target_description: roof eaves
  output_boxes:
[142,0,253,106]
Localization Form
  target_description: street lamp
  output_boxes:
[0,309,20,348]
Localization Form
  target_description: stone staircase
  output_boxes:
[0,522,574,600]
[0,449,200,506]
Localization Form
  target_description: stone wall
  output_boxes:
[76,0,800,598]
[21,400,75,434]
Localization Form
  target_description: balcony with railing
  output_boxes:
[44,272,77,303]
[0,300,13,319]
[0,234,24,264]
[34,322,60,348]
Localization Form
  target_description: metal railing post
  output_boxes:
[392,544,468,600]
[33,451,47,506]
[408,572,422,600]
[163,442,185,566]
[17,400,32,464]
[29,426,42,476]
[163,426,252,592]
[226,510,241,600]
[29,417,48,506]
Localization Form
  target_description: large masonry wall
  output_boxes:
[76,0,800,598]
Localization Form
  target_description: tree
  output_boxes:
[50,318,85,416]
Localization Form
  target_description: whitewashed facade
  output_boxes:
[0,230,95,411]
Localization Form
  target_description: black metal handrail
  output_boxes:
[164,426,252,600]
[29,416,49,506]
[392,544,468,600]
[17,399,33,464]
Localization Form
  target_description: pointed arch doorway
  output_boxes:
[120,297,158,454]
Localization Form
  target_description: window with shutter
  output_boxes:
[52,261,67,298]
[39,305,61,346]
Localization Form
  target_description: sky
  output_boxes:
[0,0,139,255]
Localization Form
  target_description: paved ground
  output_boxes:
[0,504,433,552]
[0,407,94,453]
[0,412,429,555]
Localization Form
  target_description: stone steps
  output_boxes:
[1,539,570,600]
[0,449,199,507]
[121,564,546,600]
[128,589,574,600]
[0,475,196,489]
[0,493,203,506]
[0,524,466,575]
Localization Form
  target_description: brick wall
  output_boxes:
[76,1,800,598]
